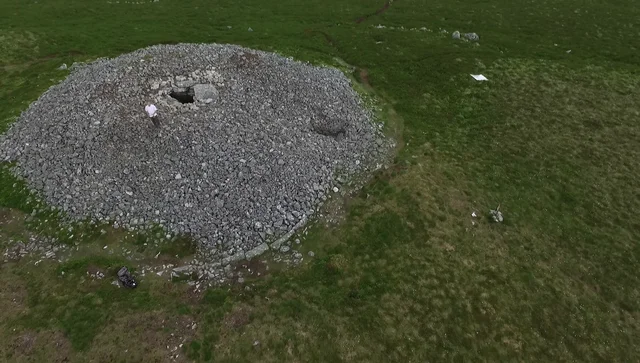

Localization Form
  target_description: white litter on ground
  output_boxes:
[470,74,488,81]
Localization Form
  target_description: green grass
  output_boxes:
[1,0,640,361]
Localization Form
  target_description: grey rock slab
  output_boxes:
[172,265,195,273]
[222,252,245,266]
[245,242,269,260]
[192,84,218,101]
[175,80,197,88]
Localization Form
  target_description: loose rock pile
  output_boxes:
[3,236,64,262]
[0,43,389,266]
[451,31,479,42]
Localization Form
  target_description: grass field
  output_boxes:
[1,0,640,361]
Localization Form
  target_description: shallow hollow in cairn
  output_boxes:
[169,88,195,104]
[0,43,390,265]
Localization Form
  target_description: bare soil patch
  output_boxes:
[86,311,196,363]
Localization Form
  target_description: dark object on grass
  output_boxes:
[117,266,138,288]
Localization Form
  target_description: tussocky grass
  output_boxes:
[1,0,639,361]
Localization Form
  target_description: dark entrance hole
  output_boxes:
[170,88,195,104]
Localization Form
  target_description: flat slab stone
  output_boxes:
[193,84,218,101]
[245,243,269,260]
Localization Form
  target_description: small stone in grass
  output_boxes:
[489,209,504,223]
[464,32,479,41]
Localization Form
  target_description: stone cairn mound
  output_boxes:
[0,43,389,274]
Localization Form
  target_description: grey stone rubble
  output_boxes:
[452,31,479,42]
[3,236,65,262]
[464,32,479,41]
[88,270,105,279]
[490,208,504,223]
[372,24,432,33]
[0,43,390,274]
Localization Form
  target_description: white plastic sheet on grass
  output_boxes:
[470,74,488,81]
